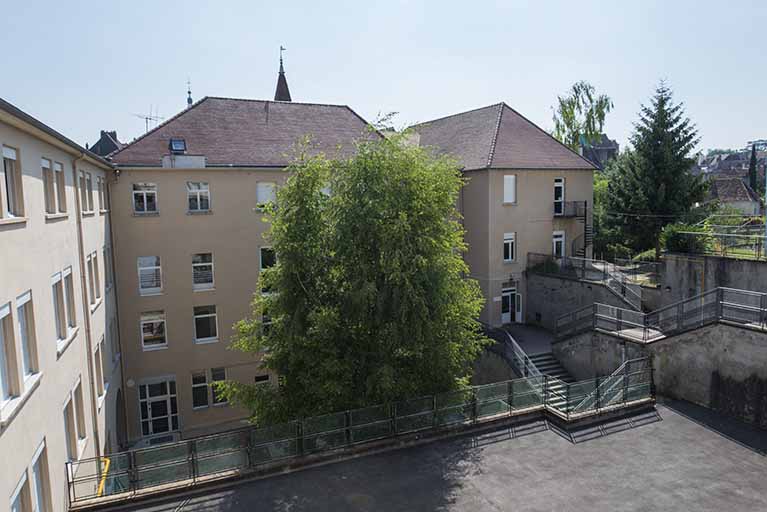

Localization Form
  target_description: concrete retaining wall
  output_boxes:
[662,254,767,305]
[553,323,767,429]
[525,273,635,330]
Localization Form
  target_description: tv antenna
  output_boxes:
[132,105,164,133]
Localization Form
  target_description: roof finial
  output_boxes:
[186,78,193,108]
[274,46,292,102]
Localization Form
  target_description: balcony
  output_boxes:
[553,200,586,218]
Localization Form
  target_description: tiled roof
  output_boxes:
[710,178,760,203]
[111,97,377,167]
[412,103,595,171]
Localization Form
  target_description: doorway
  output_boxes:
[501,288,522,324]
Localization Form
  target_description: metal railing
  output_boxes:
[66,370,653,506]
[553,200,586,218]
[570,358,650,414]
[555,287,767,342]
[482,322,541,380]
[668,231,766,261]
[528,253,643,310]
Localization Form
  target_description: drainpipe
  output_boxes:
[71,152,103,460]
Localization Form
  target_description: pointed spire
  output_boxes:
[274,46,292,102]
[187,79,193,108]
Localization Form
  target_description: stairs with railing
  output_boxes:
[529,352,576,410]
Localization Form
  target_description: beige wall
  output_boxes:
[111,167,281,442]
[462,168,593,326]
[0,118,120,512]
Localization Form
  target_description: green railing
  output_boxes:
[66,370,653,506]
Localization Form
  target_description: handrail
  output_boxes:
[96,457,111,497]
[480,322,541,379]
[572,358,649,412]
[556,286,767,342]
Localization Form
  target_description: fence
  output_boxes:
[66,369,653,506]
[527,253,643,310]
[555,287,767,342]
[670,231,766,261]
[482,322,541,379]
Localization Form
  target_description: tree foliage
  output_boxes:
[604,82,707,259]
[221,135,489,425]
[748,143,761,196]
[552,81,613,151]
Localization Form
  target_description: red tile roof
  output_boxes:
[412,103,596,171]
[710,178,760,203]
[111,97,377,167]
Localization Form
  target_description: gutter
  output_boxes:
[71,151,103,461]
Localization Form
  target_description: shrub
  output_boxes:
[661,223,713,254]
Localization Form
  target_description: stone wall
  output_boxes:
[553,323,767,429]
[472,343,516,385]
[661,254,767,305]
[525,273,636,330]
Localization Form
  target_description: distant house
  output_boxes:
[579,134,619,170]
[709,177,761,215]
[88,129,124,157]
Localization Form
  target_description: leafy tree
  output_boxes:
[221,136,489,424]
[606,82,707,259]
[552,81,613,151]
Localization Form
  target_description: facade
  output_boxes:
[413,103,596,327]
[108,96,377,443]
[0,99,122,512]
[709,177,761,215]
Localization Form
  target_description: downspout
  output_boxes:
[107,168,131,449]
[71,152,103,460]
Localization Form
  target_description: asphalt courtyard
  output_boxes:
[125,400,767,512]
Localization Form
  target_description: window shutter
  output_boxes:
[504,175,516,203]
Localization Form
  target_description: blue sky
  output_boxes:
[3,1,765,152]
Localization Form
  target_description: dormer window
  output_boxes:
[169,138,187,154]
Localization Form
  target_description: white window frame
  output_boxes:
[86,255,96,305]
[63,396,77,462]
[132,183,158,214]
[42,158,55,214]
[94,344,104,399]
[30,440,49,512]
[503,232,516,263]
[193,306,218,344]
[140,311,167,351]
[92,252,101,301]
[2,146,23,218]
[54,162,66,213]
[553,231,566,259]
[0,302,16,406]
[256,182,276,209]
[192,253,214,291]
[138,377,179,437]
[503,174,517,204]
[16,291,37,384]
[187,182,211,212]
[97,176,105,211]
[553,177,565,216]
[137,256,162,296]
[9,470,29,512]
[63,268,77,330]
[210,367,227,405]
[191,371,209,409]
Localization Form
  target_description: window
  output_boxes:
[503,174,516,204]
[64,270,76,329]
[187,182,210,212]
[256,182,276,208]
[553,177,565,216]
[93,253,101,301]
[503,232,516,263]
[30,441,50,512]
[169,138,187,153]
[63,398,77,461]
[16,291,37,382]
[54,162,66,213]
[97,176,105,211]
[259,247,276,293]
[140,311,167,350]
[80,171,93,212]
[192,253,214,290]
[553,231,565,259]
[86,255,95,305]
[73,382,86,441]
[254,374,270,384]
[191,372,208,409]
[10,471,30,512]
[94,344,104,398]
[211,367,227,404]
[138,379,179,436]
[193,306,218,343]
[133,183,157,214]
[42,159,55,214]
[0,302,18,404]
[137,256,162,295]
[2,145,24,218]
[86,173,94,212]
[52,275,66,342]
[103,246,113,290]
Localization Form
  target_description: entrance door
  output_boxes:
[552,231,566,259]
[501,289,516,324]
[138,379,179,437]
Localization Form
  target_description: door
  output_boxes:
[138,379,179,437]
[553,231,566,259]
[501,288,516,324]
[554,178,565,216]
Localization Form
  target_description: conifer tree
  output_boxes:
[748,143,759,193]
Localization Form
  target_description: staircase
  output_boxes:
[573,201,593,258]
[529,352,575,409]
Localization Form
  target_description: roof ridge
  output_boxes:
[204,96,353,110]
[497,102,597,170]
[410,102,504,129]
[112,96,210,157]
[486,103,504,167]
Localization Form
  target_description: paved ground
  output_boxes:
[503,324,555,355]
[123,400,767,512]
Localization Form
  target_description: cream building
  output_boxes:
[413,103,596,326]
[0,99,122,512]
